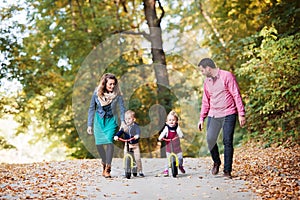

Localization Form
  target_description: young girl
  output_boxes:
[158,110,185,176]
[87,73,125,178]
[114,110,144,177]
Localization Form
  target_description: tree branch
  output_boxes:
[75,0,86,28]
[198,1,225,48]
[198,1,234,70]
[157,0,164,25]
[112,30,151,41]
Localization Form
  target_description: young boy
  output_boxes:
[114,110,144,177]
[158,110,185,176]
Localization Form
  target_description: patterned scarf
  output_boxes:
[98,92,117,107]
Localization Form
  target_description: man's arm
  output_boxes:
[199,83,210,131]
[227,73,246,127]
[200,84,210,122]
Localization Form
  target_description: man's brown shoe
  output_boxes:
[223,171,232,179]
[211,163,220,175]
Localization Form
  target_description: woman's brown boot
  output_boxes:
[104,164,111,178]
[102,162,106,177]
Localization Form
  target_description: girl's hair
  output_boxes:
[167,110,179,121]
[97,73,120,97]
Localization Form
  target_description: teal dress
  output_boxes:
[93,104,118,145]
[87,91,125,145]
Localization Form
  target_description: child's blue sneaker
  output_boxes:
[139,172,145,177]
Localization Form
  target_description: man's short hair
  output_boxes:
[198,58,216,68]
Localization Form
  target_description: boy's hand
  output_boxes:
[134,135,139,139]
[114,136,119,141]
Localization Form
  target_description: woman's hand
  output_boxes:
[87,126,93,135]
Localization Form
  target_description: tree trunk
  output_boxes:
[143,0,170,158]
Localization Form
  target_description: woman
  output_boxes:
[87,73,125,178]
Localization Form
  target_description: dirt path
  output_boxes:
[0,157,260,199]
[3,145,299,199]
[77,158,259,199]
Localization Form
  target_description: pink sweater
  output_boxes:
[200,69,245,122]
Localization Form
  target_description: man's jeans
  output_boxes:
[206,114,237,172]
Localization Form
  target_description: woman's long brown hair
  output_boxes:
[97,73,120,97]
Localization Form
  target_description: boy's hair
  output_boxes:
[167,110,179,121]
[125,110,135,118]
[122,110,136,132]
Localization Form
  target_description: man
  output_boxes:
[197,58,246,179]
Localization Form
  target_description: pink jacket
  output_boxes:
[200,69,245,122]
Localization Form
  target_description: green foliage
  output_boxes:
[179,0,300,147]
[1,0,299,158]
[237,27,300,145]
[1,0,134,157]
[0,136,15,150]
